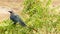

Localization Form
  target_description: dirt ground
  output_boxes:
[0,0,24,22]
[0,0,60,22]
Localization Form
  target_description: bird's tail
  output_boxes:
[19,19,37,32]
[19,20,27,27]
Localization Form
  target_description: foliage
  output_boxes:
[0,0,60,34]
[23,0,52,29]
[23,0,60,34]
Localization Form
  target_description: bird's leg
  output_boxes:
[12,22,17,27]
[12,22,17,25]
[13,22,16,24]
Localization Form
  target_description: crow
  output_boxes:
[8,10,27,27]
[8,10,37,32]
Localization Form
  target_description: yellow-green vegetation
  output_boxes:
[0,0,60,34]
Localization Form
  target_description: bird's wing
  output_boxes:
[14,14,27,26]
[10,14,20,22]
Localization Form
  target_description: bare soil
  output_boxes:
[0,0,60,22]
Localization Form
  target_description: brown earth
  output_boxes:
[0,0,24,22]
[0,0,60,22]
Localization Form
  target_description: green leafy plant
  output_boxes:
[0,0,60,34]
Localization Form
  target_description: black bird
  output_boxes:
[8,10,27,27]
[8,10,37,32]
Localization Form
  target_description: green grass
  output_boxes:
[0,0,60,34]
[0,19,36,34]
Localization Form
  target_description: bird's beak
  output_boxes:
[8,11,12,13]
